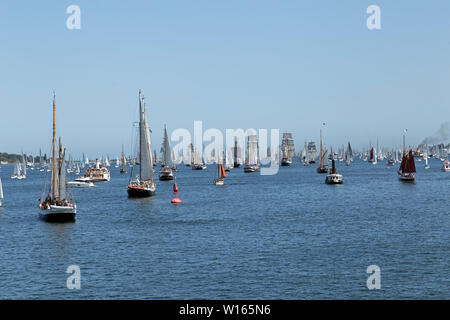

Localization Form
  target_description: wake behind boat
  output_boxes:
[39,93,76,222]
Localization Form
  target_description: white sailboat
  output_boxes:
[39,93,77,222]
[120,144,127,174]
[244,134,259,172]
[127,90,156,197]
[424,147,430,170]
[159,124,174,181]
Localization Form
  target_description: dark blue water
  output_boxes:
[0,159,448,299]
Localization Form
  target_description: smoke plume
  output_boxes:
[421,122,450,145]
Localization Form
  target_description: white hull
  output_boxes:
[214,179,225,186]
[67,181,94,188]
[325,173,343,184]
[39,205,77,222]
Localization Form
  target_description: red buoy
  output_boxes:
[171,177,182,204]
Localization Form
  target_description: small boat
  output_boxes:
[244,134,259,173]
[0,178,3,207]
[159,125,174,181]
[397,132,416,181]
[325,159,343,184]
[398,150,416,181]
[441,160,450,172]
[344,142,353,166]
[213,163,227,186]
[316,126,328,174]
[120,144,127,174]
[192,145,207,170]
[67,181,94,188]
[127,90,156,197]
[39,93,76,222]
[424,148,430,169]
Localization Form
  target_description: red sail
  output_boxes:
[404,150,416,173]
[219,164,226,179]
[399,150,416,174]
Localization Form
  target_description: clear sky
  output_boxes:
[0,0,449,158]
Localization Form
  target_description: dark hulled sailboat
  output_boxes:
[39,93,76,222]
[127,90,156,197]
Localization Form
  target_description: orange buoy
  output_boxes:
[171,177,182,204]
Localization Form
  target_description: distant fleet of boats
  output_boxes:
[1,90,449,222]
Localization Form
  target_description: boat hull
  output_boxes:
[398,173,415,182]
[281,160,292,167]
[325,174,343,184]
[39,206,76,222]
[317,167,328,174]
[127,185,156,197]
[214,179,225,186]
[244,165,259,173]
[159,173,174,181]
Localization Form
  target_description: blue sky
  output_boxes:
[0,0,449,158]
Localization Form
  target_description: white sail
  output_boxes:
[161,125,173,168]
[246,134,258,166]
[138,94,154,181]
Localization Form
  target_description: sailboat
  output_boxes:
[424,149,430,170]
[344,142,353,166]
[214,162,227,186]
[398,132,416,181]
[159,125,174,181]
[232,138,242,168]
[39,93,76,222]
[244,134,259,172]
[317,127,328,173]
[153,150,158,167]
[0,178,3,207]
[224,148,233,171]
[280,132,294,166]
[325,159,343,184]
[192,145,206,170]
[120,144,127,174]
[127,90,156,197]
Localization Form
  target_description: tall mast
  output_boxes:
[139,90,142,180]
[52,91,57,199]
[403,131,406,156]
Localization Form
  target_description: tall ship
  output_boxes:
[280,132,295,166]
[398,132,416,181]
[127,90,156,197]
[38,93,76,222]
[159,125,174,180]
[244,134,259,172]
[120,144,127,174]
[307,141,316,164]
[232,137,242,168]
[317,127,328,173]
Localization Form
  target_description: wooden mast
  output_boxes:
[52,91,57,200]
